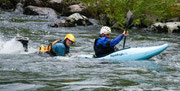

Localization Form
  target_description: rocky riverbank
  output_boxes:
[0,0,93,27]
[0,0,180,33]
[144,22,180,33]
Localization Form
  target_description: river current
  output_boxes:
[0,11,180,90]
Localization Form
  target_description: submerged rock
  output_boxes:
[15,36,29,52]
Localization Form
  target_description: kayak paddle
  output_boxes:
[123,10,134,49]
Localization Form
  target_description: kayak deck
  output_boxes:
[78,44,168,61]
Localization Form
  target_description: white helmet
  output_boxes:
[100,26,111,34]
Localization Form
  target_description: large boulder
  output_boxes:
[50,13,92,27]
[62,4,90,17]
[99,14,116,26]
[23,0,48,7]
[48,0,67,13]
[148,22,180,33]
[23,0,67,14]
[23,5,58,19]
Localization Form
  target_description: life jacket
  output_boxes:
[93,37,115,58]
[43,40,69,56]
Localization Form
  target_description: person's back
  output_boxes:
[94,36,115,57]
[51,40,69,56]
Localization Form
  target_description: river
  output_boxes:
[0,11,180,90]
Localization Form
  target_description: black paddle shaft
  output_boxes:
[123,10,134,49]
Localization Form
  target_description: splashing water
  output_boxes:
[0,37,25,54]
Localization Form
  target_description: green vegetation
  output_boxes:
[79,0,180,28]
[170,4,180,18]
[0,0,13,9]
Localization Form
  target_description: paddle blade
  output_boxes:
[126,10,134,27]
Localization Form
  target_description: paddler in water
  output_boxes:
[38,34,75,56]
[94,26,128,58]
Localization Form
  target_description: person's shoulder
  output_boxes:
[53,42,65,48]
[97,37,109,44]
[98,37,107,40]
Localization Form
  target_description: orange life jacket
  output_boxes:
[38,40,60,55]
[39,40,69,56]
[45,40,60,53]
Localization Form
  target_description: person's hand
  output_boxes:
[123,31,128,36]
[73,54,78,57]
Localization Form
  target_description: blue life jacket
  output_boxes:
[94,37,115,57]
[94,35,123,57]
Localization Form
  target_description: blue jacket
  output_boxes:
[94,35,123,57]
[51,41,69,56]
[96,35,123,47]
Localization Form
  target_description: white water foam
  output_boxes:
[0,38,25,54]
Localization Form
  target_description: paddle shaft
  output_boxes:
[123,28,128,49]
[122,10,133,49]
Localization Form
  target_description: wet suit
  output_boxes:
[94,35,124,57]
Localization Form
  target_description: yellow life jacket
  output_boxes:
[38,40,60,54]
[38,45,46,53]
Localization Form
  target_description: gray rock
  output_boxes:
[150,22,180,33]
[48,0,67,13]
[15,36,29,52]
[50,13,92,27]
[23,0,67,14]
[62,4,90,17]
[23,5,58,19]
[15,3,24,13]
[168,17,180,22]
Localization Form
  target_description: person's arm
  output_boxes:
[110,31,129,46]
[52,43,65,56]
[110,35,123,46]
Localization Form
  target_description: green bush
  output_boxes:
[170,4,180,18]
[79,0,179,28]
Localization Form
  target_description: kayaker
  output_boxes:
[94,26,128,58]
[38,34,75,56]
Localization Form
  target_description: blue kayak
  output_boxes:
[78,44,168,61]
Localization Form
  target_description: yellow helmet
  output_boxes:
[64,34,75,42]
